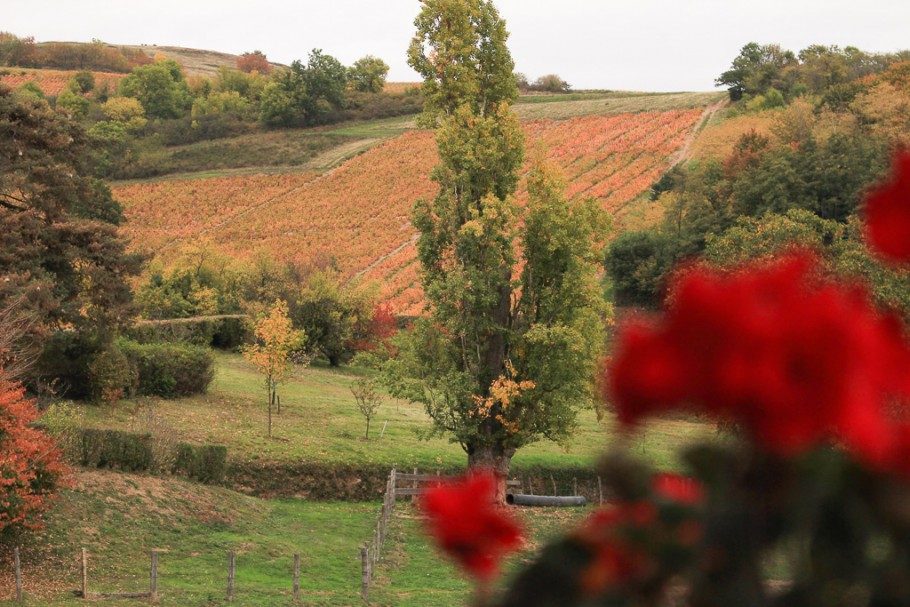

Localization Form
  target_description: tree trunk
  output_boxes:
[468,444,515,505]
[365,416,371,440]
[268,384,273,438]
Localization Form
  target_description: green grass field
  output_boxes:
[72,352,712,474]
[0,470,589,606]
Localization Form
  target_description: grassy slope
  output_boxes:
[0,470,588,607]
[74,353,712,473]
[0,470,377,606]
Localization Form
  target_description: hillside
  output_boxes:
[118,44,285,77]
[114,96,720,314]
[0,469,587,606]
[73,353,711,476]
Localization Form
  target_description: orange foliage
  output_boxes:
[236,51,272,75]
[0,68,126,96]
[0,377,70,535]
[115,173,319,253]
[689,110,781,161]
[115,109,703,315]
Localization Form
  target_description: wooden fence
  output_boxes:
[360,469,397,601]
[358,468,528,601]
[5,546,305,603]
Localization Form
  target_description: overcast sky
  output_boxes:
[5,1,910,91]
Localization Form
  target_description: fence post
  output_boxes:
[81,548,89,600]
[14,547,22,603]
[597,476,603,505]
[550,474,557,496]
[293,553,301,602]
[379,504,386,549]
[149,550,159,602]
[390,469,397,502]
[411,467,418,504]
[573,477,578,497]
[360,546,370,601]
[226,551,236,601]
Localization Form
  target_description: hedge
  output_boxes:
[118,339,214,398]
[78,428,227,484]
[173,443,228,484]
[80,428,154,472]
[127,317,249,350]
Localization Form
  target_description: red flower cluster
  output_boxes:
[865,151,910,265]
[420,471,524,582]
[608,253,910,465]
[575,473,703,596]
[652,472,704,505]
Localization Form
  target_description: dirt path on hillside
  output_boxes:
[303,137,380,171]
[352,234,420,282]
[668,99,728,168]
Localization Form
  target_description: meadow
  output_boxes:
[73,353,713,474]
[0,469,589,606]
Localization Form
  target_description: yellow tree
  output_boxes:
[243,300,305,437]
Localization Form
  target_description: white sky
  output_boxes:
[5,0,910,91]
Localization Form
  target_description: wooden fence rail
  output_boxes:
[6,546,308,604]
[360,468,396,601]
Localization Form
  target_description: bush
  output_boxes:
[78,427,226,482]
[79,428,154,472]
[0,377,70,537]
[173,443,228,484]
[118,339,214,398]
[127,317,249,350]
[88,344,137,403]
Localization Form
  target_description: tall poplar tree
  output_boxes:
[391,0,609,501]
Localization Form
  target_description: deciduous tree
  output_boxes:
[390,0,608,502]
[243,300,305,437]
[0,374,70,538]
[351,377,384,439]
[236,50,272,74]
[348,55,390,93]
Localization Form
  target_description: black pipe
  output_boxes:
[506,494,587,507]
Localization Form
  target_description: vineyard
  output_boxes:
[0,68,126,96]
[114,108,706,314]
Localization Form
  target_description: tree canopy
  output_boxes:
[0,87,141,395]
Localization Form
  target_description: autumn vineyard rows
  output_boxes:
[114,108,705,315]
[0,68,126,96]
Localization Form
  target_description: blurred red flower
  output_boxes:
[420,471,524,582]
[865,151,910,265]
[652,473,704,506]
[607,253,910,465]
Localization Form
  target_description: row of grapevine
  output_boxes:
[115,109,705,314]
[0,68,127,96]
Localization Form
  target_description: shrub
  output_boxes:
[39,401,85,463]
[88,343,137,403]
[173,443,228,484]
[79,428,154,472]
[0,376,70,537]
[118,339,214,398]
[127,317,249,349]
